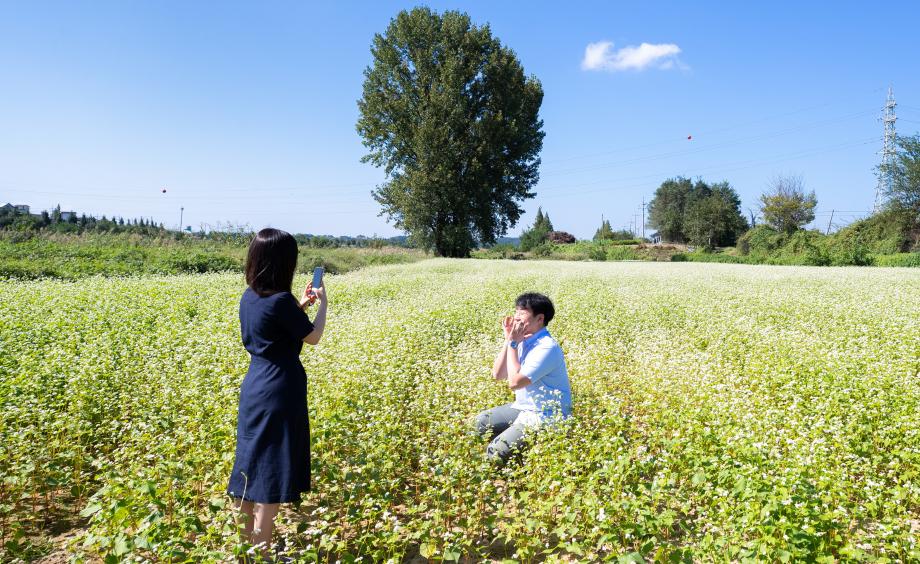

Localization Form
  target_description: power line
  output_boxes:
[538,136,880,200]
[542,89,890,166]
[539,108,877,178]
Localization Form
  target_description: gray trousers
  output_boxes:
[473,403,527,462]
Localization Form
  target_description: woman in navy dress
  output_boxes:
[227,228,327,554]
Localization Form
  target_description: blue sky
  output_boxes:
[2,1,919,239]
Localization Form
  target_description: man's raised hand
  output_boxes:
[502,316,513,340]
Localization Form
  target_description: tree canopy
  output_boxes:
[594,219,615,241]
[356,8,545,257]
[759,175,817,234]
[648,177,748,246]
[881,134,920,220]
[519,207,553,251]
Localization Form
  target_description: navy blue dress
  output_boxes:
[227,287,315,503]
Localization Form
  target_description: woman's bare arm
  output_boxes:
[302,283,327,345]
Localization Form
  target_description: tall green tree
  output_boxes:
[356,8,545,257]
[594,218,614,241]
[684,182,748,248]
[649,177,747,246]
[520,206,553,251]
[880,134,920,220]
[759,175,817,234]
[648,177,693,243]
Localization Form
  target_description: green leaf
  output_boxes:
[79,503,102,518]
[419,542,437,559]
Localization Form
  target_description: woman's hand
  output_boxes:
[300,281,328,309]
[312,282,327,306]
[299,282,317,309]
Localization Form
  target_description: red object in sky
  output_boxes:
[687,135,692,140]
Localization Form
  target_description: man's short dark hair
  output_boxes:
[515,292,555,325]
[245,228,299,297]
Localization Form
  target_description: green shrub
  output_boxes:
[737,225,785,257]
[606,246,639,261]
[830,209,912,255]
[671,252,749,264]
[588,244,608,261]
[874,253,920,267]
[167,252,241,273]
[0,233,423,279]
[530,242,554,257]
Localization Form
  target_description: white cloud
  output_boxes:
[581,41,684,72]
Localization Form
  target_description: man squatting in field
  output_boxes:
[474,293,573,462]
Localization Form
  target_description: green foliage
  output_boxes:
[648,177,693,242]
[529,241,554,257]
[0,205,171,237]
[874,253,920,267]
[759,175,818,234]
[469,243,521,260]
[594,219,616,241]
[356,7,545,257]
[737,224,787,257]
[519,207,554,251]
[735,210,919,267]
[4,261,920,561]
[830,207,914,255]
[671,251,753,264]
[683,182,749,248]
[0,233,425,280]
[880,134,920,218]
[648,177,747,245]
[604,245,640,260]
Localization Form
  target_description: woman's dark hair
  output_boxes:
[245,228,299,296]
[515,292,555,325]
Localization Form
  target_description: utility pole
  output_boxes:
[826,210,835,235]
[875,86,897,212]
[641,197,646,239]
[179,207,184,232]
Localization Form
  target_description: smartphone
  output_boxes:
[310,267,324,293]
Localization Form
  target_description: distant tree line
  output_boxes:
[1,204,416,249]
[644,132,920,257]
[0,204,168,236]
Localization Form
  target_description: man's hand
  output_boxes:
[502,316,513,341]
[509,319,526,343]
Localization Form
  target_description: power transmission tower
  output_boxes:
[875,86,897,212]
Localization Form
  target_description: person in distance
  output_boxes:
[227,228,328,557]
[473,292,572,463]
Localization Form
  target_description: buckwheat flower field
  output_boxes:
[2,260,919,562]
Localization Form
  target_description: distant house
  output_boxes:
[1,203,30,214]
[649,231,662,244]
[60,211,76,222]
